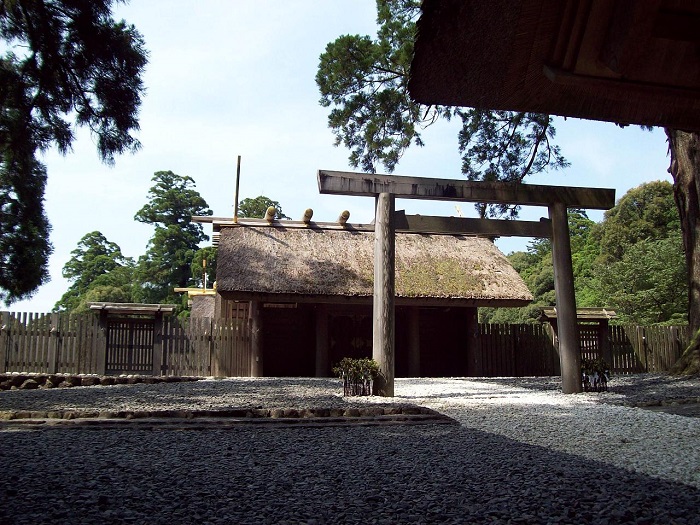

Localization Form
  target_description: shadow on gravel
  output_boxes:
[0,423,697,524]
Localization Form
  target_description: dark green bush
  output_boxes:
[333,357,379,396]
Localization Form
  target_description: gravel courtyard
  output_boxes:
[1,374,699,524]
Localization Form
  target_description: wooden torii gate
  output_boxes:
[318,170,616,396]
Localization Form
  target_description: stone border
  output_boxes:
[0,373,201,391]
[0,406,458,430]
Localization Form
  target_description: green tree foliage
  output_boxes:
[591,181,686,324]
[238,195,289,219]
[191,246,217,289]
[597,180,680,262]
[481,182,686,326]
[54,231,134,312]
[0,0,147,304]
[481,211,596,324]
[595,232,687,325]
[134,171,212,307]
[458,111,568,218]
[316,0,567,217]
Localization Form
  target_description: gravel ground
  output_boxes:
[1,374,699,524]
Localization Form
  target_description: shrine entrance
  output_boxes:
[318,170,616,395]
[90,303,177,376]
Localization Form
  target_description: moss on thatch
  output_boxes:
[216,225,532,303]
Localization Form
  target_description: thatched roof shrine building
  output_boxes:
[209,218,531,378]
[217,225,531,305]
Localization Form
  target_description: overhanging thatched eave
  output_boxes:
[409,0,700,130]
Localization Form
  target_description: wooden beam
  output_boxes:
[318,170,616,209]
[0,312,10,373]
[654,8,700,43]
[94,311,108,376]
[398,214,552,238]
[217,291,531,308]
[408,306,420,377]
[47,313,59,375]
[152,312,164,376]
[207,215,552,237]
[315,304,329,377]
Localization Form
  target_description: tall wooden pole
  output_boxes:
[549,202,582,394]
[373,192,395,396]
[152,312,164,376]
[250,300,263,377]
[233,155,241,223]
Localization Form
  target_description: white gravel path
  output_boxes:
[1,374,699,524]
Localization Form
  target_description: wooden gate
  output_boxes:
[105,318,155,375]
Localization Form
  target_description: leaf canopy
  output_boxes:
[54,230,134,312]
[0,0,147,304]
[316,0,568,217]
[134,171,212,308]
[238,195,289,220]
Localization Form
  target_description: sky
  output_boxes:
[9,0,673,313]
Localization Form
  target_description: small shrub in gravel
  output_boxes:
[581,357,610,392]
[333,357,379,396]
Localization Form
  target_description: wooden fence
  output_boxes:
[0,310,689,377]
[474,323,687,376]
[0,312,100,375]
[606,325,688,374]
[0,312,250,377]
[477,323,560,377]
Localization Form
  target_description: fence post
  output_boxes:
[315,304,330,377]
[152,313,164,376]
[474,323,485,376]
[206,317,214,377]
[47,313,60,374]
[675,326,685,365]
[211,317,222,377]
[94,311,108,375]
[0,311,9,373]
[636,326,648,372]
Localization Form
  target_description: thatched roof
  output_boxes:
[216,225,532,306]
[409,0,700,130]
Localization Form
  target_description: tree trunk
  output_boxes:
[666,128,700,375]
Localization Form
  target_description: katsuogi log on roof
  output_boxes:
[216,225,532,306]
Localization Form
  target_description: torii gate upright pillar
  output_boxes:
[550,202,582,394]
[373,192,395,396]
